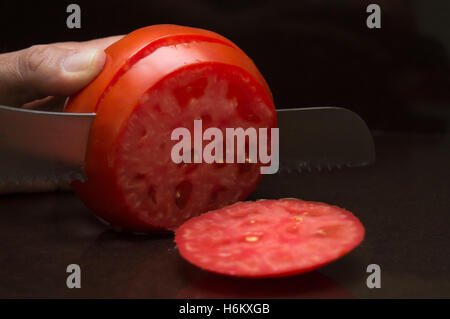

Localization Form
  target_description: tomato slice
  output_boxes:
[175,199,365,278]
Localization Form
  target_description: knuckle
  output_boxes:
[17,45,73,92]
[22,45,52,73]
[19,44,67,78]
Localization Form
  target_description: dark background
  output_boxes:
[0,1,449,299]
[1,0,449,133]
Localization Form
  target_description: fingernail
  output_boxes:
[63,49,99,73]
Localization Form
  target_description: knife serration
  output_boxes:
[277,107,375,174]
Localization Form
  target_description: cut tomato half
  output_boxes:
[175,199,365,278]
[65,25,276,232]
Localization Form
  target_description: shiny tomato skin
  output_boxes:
[65,24,270,114]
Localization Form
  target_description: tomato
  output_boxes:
[65,25,276,231]
[175,199,365,278]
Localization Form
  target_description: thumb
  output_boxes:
[0,44,105,106]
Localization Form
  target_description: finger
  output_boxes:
[0,44,106,106]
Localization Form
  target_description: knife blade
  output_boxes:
[0,105,375,192]
[0,105,94,192]
[277,107,375,173]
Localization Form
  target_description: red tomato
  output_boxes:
[65,25,276,231]
[175,199,365,278]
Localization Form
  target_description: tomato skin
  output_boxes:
[65,25,276,232]
[65,25,269,114]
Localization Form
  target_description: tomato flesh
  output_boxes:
[116,64,274,229]
[175,199,365,278]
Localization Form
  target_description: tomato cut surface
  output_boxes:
[175,199,365,278]
[115,63,274,229]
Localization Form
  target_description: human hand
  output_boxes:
[0,35,123,109]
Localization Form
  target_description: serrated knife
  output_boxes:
[0,105,375,193]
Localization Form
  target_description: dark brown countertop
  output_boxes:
[0,132,449,298]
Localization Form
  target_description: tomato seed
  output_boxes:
[175,180,193,209]
[245,236,259,242]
